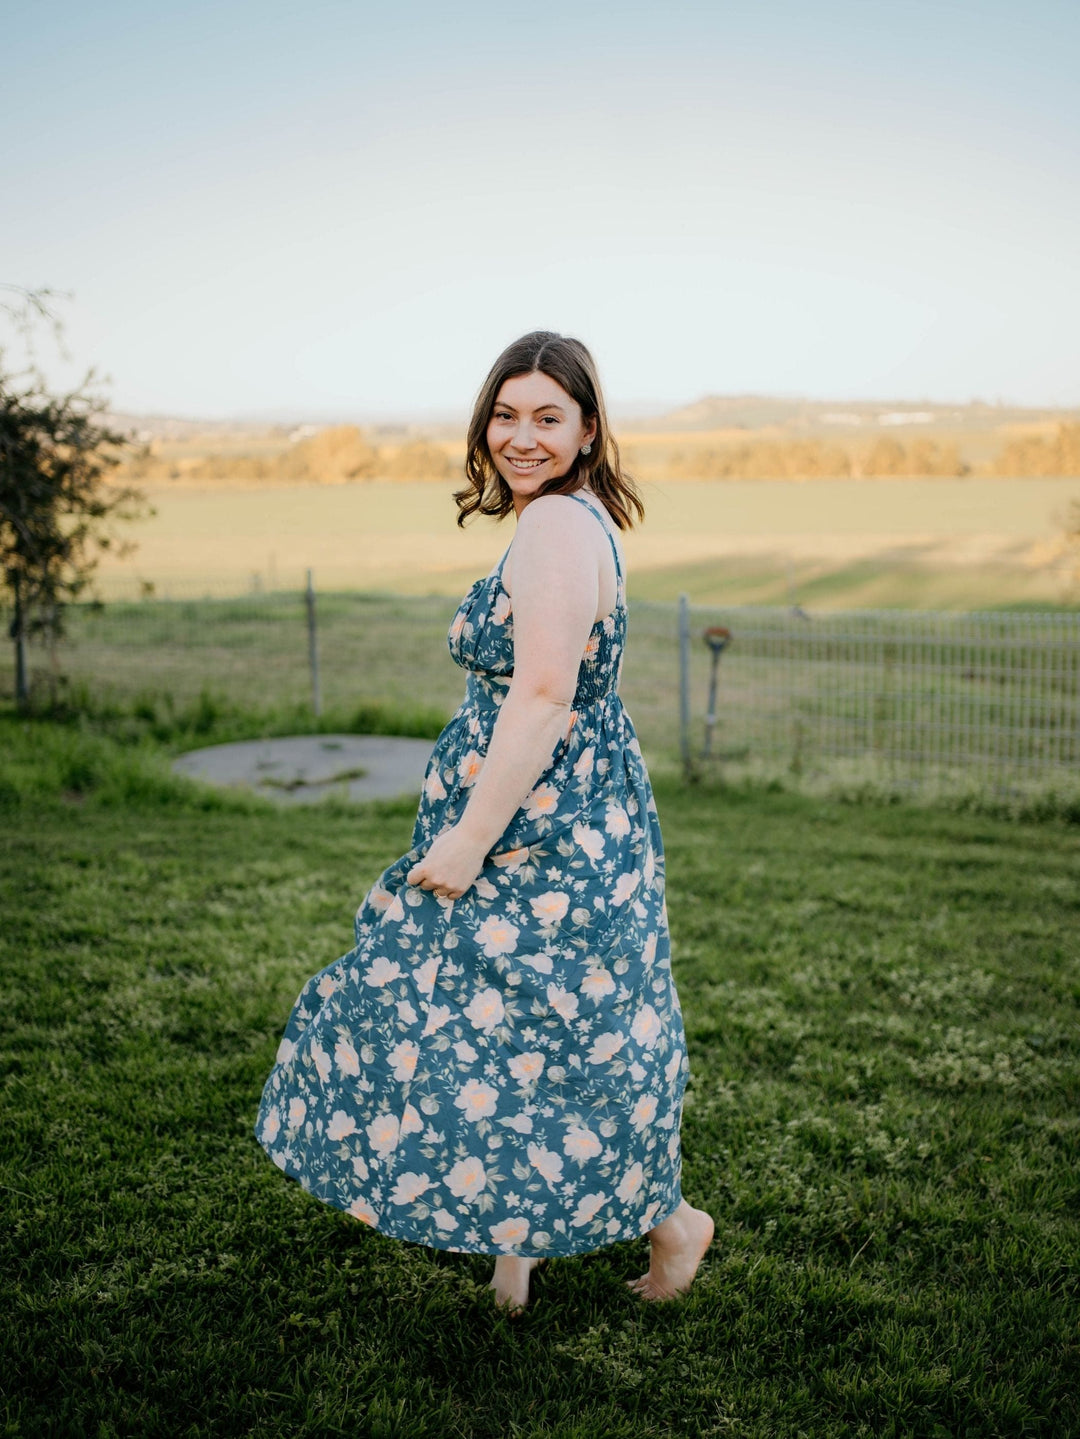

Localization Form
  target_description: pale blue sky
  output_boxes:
[3,0,1078,418]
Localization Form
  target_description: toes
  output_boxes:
[627,1274,678,1302]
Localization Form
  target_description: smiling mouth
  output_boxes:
[506,457,547,471]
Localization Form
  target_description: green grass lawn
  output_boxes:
[2,717,1078,1438]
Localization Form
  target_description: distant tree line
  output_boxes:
[992,423,1080,477]
[122,425,453,486]
[116,421,1080,488]
[647,436,969,481]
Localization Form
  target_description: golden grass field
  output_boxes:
[94,475,1080,610]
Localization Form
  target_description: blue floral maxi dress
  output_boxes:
[254,494,690,1258]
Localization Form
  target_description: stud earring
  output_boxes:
[580,443,592,456]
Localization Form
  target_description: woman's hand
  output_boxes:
[406,825,487,900]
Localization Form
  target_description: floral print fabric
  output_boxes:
[255,494,689,1257]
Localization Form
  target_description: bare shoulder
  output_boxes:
[506,495,621,617]
[516,493,603,539]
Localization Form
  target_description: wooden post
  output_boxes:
[305,569,321,719]
[678,592,694,782]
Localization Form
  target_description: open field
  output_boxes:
[2,716,1078,1437]
[91,477,1080,609]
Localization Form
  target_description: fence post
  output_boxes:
[305,568,322,719]
[678,592,694,782]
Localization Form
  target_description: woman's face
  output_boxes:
[486,370,597,514]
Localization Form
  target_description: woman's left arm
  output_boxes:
[406,497,602,898]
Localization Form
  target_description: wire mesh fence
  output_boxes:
[5,582,1078,802]
[663,599,1080,800]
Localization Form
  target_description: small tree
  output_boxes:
[0,287,149,708]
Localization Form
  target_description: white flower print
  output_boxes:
[310,1041,332,1084]
[446,1156,487,1202]
[453,1039,480,1063]
[327,1110,357,1142]
[390,1171,434,1205]
[348,1195,379,1225]
[387,1039,420,1082]
[287,1097,306,1127]
[261,1109,281,1144]
[492,846,530,871]
[612,870,640,905]
[614,1162,644,1202]
[401,1103,424,1137]
[604,804,631,837]
[507,1051,546,1084]
[630,1004,662,1050]
[432,1208,459,1232]
[530,892,570,924]
[523,783,560,820]
[457,750,484,786]
[570,1191,608,1227]
[581,970,616,1003]
[422,1003,452,1035]
[423,769,447,802]
[412,956,439,996]
[573,747,595,780]
[546,985,579,1023]
[464,987,505,1033]
[334,1038,361,1077]
[572,822,605,861]
[474,916,520,958]
[274,1036,295,1066]
[527,1143,564,1185]
[563,1125,603,1163]
[630,1094,658,1131]
[366,1112,400,1159]
[490,1216,530,1247]
[367,884,394,912]
[363,955,403,987]
[501,1112,534,1134]
[519,953,554,975]
[454,1078,499,1121]
[586,1030,626,1065]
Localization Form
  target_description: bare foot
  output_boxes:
[488,1256,546,1316]
[627,1201,714,1301]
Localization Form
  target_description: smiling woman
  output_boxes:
[254,331,713,1319]
[455,331,644,531]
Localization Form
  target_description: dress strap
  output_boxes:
[493,541,513,583]
[565,492,623,584]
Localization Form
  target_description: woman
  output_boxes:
[255,331,714,1315]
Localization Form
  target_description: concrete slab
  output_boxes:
[171,733,435,805]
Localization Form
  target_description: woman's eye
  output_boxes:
[540,416,558,424]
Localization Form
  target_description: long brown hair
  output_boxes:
[454,331,645,530]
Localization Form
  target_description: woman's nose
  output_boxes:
[510,421,537,450]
